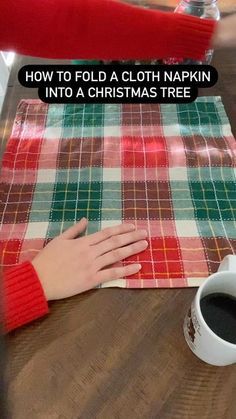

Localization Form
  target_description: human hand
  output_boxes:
[32,218,148,301]
[212,14,236,49]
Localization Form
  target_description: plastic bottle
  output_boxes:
[166,0,220,65]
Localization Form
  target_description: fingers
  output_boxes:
[87,223,136,245]
[95,263,142,284]
[96,240,148,270]
[60,218,88,239]
[94,229,147,257]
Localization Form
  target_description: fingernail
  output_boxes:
[138,264,142,270]
[140,229,148,236]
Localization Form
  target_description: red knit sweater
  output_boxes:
[1,0,216,60]
[1,0,216,332]
[3,263,49,333]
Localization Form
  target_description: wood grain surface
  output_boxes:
[1,17,236,419]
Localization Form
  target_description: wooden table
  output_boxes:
[1,47,236,419]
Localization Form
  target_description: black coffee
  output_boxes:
[200,293,236,344]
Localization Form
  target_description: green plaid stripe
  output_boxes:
[171,181,196,220]
[176,96,233,138]
[50,182,102,222]
[102,182,122,220]
[190,181,236,221]
[56,168,103,183]
[29,183,54,222]
[187,167,236,182]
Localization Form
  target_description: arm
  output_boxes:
[3,262,49,333]
[3,219,147,333]
[0,0,216,60]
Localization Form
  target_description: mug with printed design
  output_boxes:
[184,255,236,366]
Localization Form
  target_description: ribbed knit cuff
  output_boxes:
[3,262,49,333]
[167,13,217,60]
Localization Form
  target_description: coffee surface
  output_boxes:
[200,293,236,344]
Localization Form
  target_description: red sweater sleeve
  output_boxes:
[0,0,216,60]
[3,262,49,333]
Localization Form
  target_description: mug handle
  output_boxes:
[218,255,236,273]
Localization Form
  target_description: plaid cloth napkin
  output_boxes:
[1,97,236,288]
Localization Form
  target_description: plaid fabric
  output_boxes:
[1,97,236,288]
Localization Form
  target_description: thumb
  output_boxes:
[60,218,88,239]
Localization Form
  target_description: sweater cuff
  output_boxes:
[3,262,49,333]
[167,13,217,60]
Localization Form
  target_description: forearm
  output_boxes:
[3,262,49,333]
[0,0,216,60]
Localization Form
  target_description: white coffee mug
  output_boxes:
[184,255,236,366]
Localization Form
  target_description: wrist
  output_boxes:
[31,259,51,301]
[212,21,224,49]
